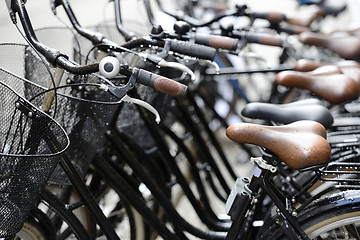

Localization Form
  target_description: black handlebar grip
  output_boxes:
[169,40,216,61]
[136,69,188,97]
[56,56,100,75]
[245,33,283,47]
[193,33,239,51]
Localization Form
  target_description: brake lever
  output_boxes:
[122,95,161,124]
[104,72,136,100]
[100,65,161,124]
[138,46,196,81]
[158,58,196,81]
[202,59,220,74]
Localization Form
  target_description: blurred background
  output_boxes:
[0,1,359,239]
[1,0,357,43]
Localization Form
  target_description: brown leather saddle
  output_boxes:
[295,59,360,85]
[327,27,360,38]
[299,32,360,60]
[226,121,331,170]
[275,65,360,104]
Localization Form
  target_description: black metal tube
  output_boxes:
[108,126,229,238]
[226,168,264,240]
[13,0,100,74]
[92,156,181,240]
[114,0,137,41]
[55,56,99,75]
[133,100,230,236]
[194,87,255,157]
[41,189,91,240]
[262,176,310,240]
[59,156,121,240]
[14,0,64,64]
[204,169,228,202]
[226,196,251,240]
[206,66,295,75]
[59,0,105,45]
[161,125,223,220]
[177,95,231,195]
[143,0,157,25]
[188,90,238,182]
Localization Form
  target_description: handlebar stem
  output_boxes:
[114,0,138,41]
[13,0,65,64]
[12,0,100,74]
[58,0,105,45]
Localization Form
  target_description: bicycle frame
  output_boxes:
[226,155,311,240]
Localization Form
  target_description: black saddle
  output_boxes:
[241,99,334,128]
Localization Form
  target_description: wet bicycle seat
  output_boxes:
[299,32,360,59]
[275,65,360,104]
[241,99,334,128]
[334,61,360,85]
[295,59,323,72]
[295,59,360,84]
[295,58,359,69]
[328,27,360,38]
[226,120,331,169]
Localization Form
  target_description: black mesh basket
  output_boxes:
[0,43,121,185]
[32,27,175,150]
[0,80,69,237]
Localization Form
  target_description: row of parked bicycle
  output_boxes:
[1,0,359,239]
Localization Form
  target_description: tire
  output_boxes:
[15,219,48,240]
[12,209,56,240]
[304,210,360,239]
[96,187,148,240]
[87,167,150,240]
[38,184,147,240]
[259,189,360,239]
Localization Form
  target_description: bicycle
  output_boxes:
[5,0,360,237]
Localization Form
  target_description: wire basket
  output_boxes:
[35,26,175,149]
[0,79,69,237]
[0,43,121,185]
[34,25,175,150]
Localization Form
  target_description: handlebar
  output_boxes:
[99,57,188,97]
[114,0,138,41]
[11,1,188,98]
[145,0,246,28]
[56,56,100,75]
[136,68,188,97]
[51,0,118,46]
[168,40,217,61]
[191,33,239,51]
[121,38,216,61]
[12,0,101,75]
[232,31,284,47]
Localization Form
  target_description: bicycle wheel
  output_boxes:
[15,220,48,240]
[259,189,360,239]
[304,209,360,239]
[10,209,56,240]
[88,168,149,240]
